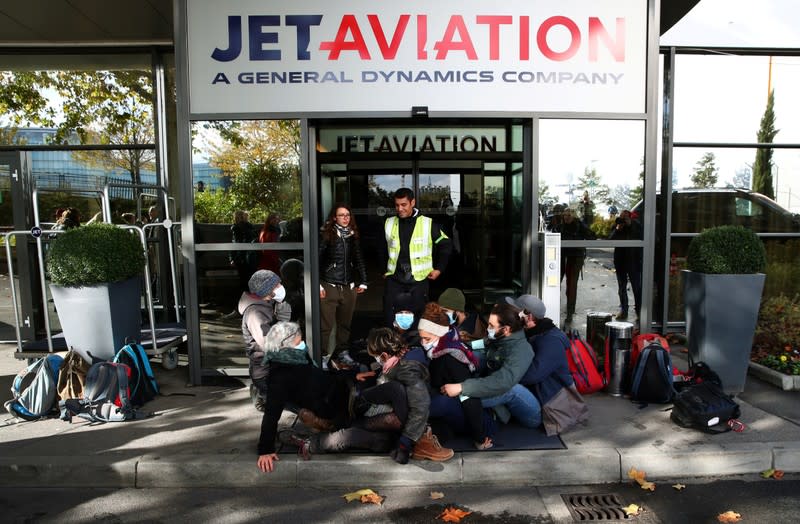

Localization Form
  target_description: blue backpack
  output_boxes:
[629,344,676,404]
[4,354,64,421]
[112,343,159,407]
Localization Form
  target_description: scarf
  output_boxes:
[335,223,353,239]
[380,346,410,374]
[430,328,478,372]
[262,347,309,366]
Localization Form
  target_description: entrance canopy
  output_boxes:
[0,1,694,46]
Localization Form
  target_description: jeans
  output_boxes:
[480,383,542,428]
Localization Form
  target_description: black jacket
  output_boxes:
[319,230,367,286]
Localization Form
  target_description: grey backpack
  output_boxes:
[4,355,64,421]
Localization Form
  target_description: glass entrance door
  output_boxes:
[319,157,524,333]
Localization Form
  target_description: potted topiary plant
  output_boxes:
[47,223,146,363]
[683,225,767,394]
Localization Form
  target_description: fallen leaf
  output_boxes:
[623,503,641,516]
[360,492,384,505]
[438,506,472,522]
[672,483,686,491]
[639,480,656,491]
[343,488,378,503]
[430,491,445,500]
[760,468,776,479]
[773,469,785,479]
[717,510,742,522]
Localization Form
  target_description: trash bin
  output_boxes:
[605,321,634,396]
[586,312,612,365]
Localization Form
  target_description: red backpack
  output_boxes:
[566,330,605,394]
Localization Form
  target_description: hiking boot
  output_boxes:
[411,427,454,462]
[297,408,334,432]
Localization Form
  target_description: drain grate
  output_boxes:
[561,493,635,522]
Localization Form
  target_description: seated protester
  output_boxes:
[355,327,453,464]
[391,291,422,349]
[436,287,488,343]
[256,322,347,474]
[419,303,493,450]
[441,303,541,429]
[508,295,582,432]
[240,269,293,410]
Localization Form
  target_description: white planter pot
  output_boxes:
[50,277,142,362]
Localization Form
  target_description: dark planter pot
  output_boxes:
[683,270,765,395]
[50,277,142,363]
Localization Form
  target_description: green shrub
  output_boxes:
[753,294,800,357]
[46,223,146,287]
[687,225,766,274]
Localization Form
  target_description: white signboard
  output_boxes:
[187,0,648,115]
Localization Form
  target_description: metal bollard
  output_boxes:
[605,321,634,396]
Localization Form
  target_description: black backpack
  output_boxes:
[629,344,675,403]
[671,380,741,433]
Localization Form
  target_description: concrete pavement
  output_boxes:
[1,343,799,489]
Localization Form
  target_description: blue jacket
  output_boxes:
[520,319,574,405]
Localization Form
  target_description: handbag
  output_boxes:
[540,381,589,436]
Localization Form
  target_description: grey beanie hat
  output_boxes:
[505,294,546,319]
[248,269,281,298]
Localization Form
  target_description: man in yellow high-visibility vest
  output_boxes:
[382,188,452,327]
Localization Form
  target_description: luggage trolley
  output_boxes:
[7,185,186,368]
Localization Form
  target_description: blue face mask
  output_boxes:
[294,340,307,351]
[487,327,497,340]
[395,313,414,330]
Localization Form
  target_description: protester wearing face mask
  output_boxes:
[391,292,422,348]
[419,303,492,450]
[239,269,293,411]
[436,287,488,343]
[256,322,348,474]
[440,303,541,428]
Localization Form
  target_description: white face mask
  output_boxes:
[271,285,286,303]
[487,327,497,340]
[422,339,438,354]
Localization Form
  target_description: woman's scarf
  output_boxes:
[335,223,353,239]
[380,346,410,374]
[262,347,309,366]
[430,328,479,372]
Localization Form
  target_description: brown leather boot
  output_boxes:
[411,427,454,462]
[297,408,334,432]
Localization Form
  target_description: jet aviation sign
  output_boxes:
[187,0,647,115]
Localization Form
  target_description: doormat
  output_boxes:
[445,421,565,452]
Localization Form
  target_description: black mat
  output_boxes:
[445,422,565,452]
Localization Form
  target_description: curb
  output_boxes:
[2,443,798,488]
[748,361,800,391]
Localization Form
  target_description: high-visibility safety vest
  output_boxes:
[384,215,447,281]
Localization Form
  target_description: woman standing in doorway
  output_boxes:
[319,203,368,356]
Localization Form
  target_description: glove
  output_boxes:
[390,435,413,465]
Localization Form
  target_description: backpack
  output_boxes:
[113,343,159,406]
[4,354,64,421]
[63,362,149,423]
[566,330,605,394]
[57,349,90,401]
[629,344,675,403]
[674,360,723,392]
[629,333,670,373]
[670,380,741,433]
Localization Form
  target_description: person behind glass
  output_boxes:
[52,207,81,230]
[440,303,541,429]
[580,191,595,227]
[319,204,368,356]
[257,212,282,274]
[230,209,257,294]
[239,269,293,410]
[436,287,488,343]
[419,303,493,450]
[507,294,582,432]
[551,206,596,325]
[256,321,344,474]
[382,187,452,327]
[609,209,643,321]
